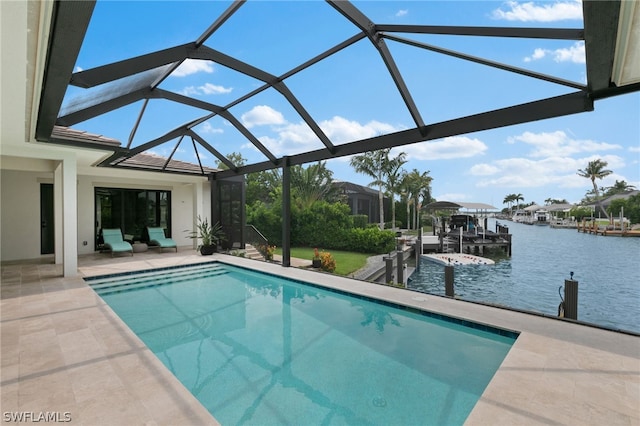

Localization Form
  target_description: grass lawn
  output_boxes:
[273,247,373,276]
[403,226,432,236]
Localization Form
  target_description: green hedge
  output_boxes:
[344,227,396,254]
[351,214,369,229]
[248,200,397,253]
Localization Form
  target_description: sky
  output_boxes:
[65,0,640,209]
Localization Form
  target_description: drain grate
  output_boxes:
[372,397,387,408]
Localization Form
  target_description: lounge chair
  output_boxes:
[101,228,133,257]
[147,227,178,252]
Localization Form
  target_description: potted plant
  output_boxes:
[186,216,225,255]
[312,248,322,268]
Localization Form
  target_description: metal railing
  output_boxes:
[245,224,269,256]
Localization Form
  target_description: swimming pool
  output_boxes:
[86,262,517,425]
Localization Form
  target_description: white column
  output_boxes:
[59,156,78,276]
[54,164,63,264]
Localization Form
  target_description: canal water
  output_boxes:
[408,219,640,334]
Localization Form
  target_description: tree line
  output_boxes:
[502,159,639,223]
[218,150,434,252]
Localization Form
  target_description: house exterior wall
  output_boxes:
[0,167,211,262]
[0,170,48,261]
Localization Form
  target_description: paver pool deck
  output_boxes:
[1,249,638,425]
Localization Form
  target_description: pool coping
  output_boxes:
[2,251,638,425]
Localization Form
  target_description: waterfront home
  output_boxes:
[2,1,639,425]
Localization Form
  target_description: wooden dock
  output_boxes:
[577,220,640,237]
[424,222,512,256]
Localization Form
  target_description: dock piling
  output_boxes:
[384,256,393,284]
[445,265,454,297]
[564,277,579,320]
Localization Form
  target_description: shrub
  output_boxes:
[293,201,353,247]
[609,194,640,224]
[351,214,369,229]
[247,201,282,245]
[569,206,595,222]
[345,227,396,254]
[384,220,403,229]
[256,243,276,261]
[319,251,336,272]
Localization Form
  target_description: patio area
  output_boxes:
[1,249,638,425]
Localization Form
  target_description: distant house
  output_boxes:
[332,181,390,225]
[587,190,639,213]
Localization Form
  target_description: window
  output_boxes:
[95,187,171,249]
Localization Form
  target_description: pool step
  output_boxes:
[89,264,224,288]
[87,262,219,286]
[90,267,226,290]
[93,269,230,296]
[88,264,227,293]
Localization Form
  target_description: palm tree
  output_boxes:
[605,180,636,196]
[350,149,391,229]
[548,198,569,205]
[400,173,412,230]
[290,162,337,209]
[383,153,408,229]
[577,159,613,219]
[515,193,524,210]
[416,176,433,228]
[401,169,432,230]
[503,194,516,216]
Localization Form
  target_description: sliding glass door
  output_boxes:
[95,187,171,249]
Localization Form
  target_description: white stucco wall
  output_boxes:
[0,170,51,261]
[0,167,211,262]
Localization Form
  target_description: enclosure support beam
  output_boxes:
[281,158,291,267]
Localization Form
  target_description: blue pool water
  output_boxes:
[87,262,517,425]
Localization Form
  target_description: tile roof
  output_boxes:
[52,126,217,174]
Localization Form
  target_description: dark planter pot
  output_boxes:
[200,245,217,255]
[312,259,322,268]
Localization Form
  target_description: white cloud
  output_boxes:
[320,116,398,144]
[181,82,233,97]
[492,0,583,22]
[241,105,286,128]
[507,130,622,157]
[238,110,404,157]
[629,146,640,153]
[524,48,547,62]
[276,121,318,144]
[435,193,470,202]
[172,59,214,77]
[400,136,488,160]
[199,83,233,95]
[472,154,626,193]
[396,9,408,17]
[524,41,585,63]
[553,42,585,63]
[469,163,500,176]
[199,122,224,134]
[74,66,84,73]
